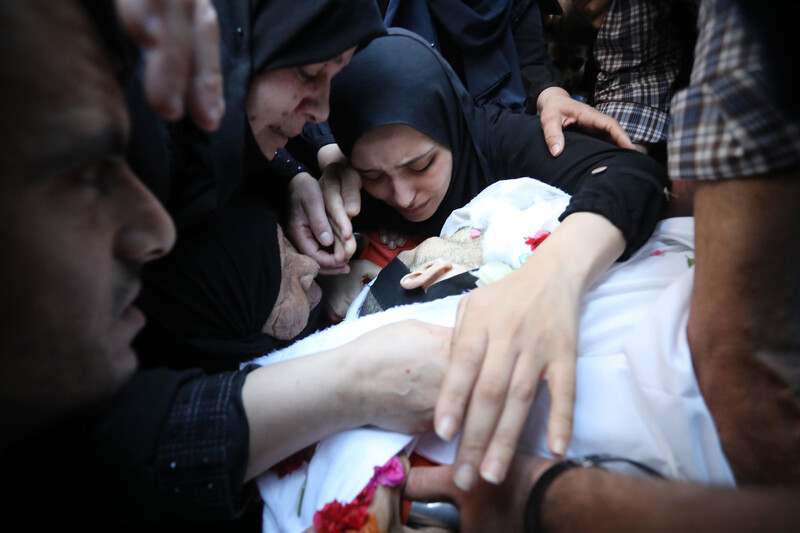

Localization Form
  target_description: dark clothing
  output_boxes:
[329,29,667,260]
[136,195,285,371]
[130,0,385,370]
[4,368,254,531]
[105,2,386,529]
[128,0,386,229]
[381,0,562,112]
[384,0,526,110]
[512,0,563,112]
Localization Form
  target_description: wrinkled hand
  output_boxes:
[351,320,452,434]
[116,0,224,130]
[404,453,556,533]
[434,261,581,491]
[321,161,362,261]
[287,172,350,275]
[537,86,633,157]
[318,259,381,323]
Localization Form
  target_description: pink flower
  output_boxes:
[649,250,665,256]
[373,456,406,487]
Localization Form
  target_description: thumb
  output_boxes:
[541,114,566,157]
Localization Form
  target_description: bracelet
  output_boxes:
[524,454,664,533]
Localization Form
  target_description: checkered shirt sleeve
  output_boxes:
[593,0,685,144]
[668,0,800,180]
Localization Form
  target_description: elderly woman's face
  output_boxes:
[247,47,357,160]
[262,228,322,340]
[350,124,453,222]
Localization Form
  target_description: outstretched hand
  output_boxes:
[434,258,580,491]
[537,86,633,157]
[433,213,625,492]
[116,0,224,131]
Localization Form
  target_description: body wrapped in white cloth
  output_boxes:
[251,178,734,532]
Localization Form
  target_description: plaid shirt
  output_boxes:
[668,0,800,180]
[593,0,693,144]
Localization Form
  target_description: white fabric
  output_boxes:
[252,178,734,533]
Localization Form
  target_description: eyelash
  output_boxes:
[296,68,317,84]
[412,157,435,173]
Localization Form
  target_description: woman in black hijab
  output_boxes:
[326,29,670,492]
[135,195,324,372]
[130,0,385,369]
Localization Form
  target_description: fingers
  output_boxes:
[338,164,363,218]
[451,337,518,490]
[141,0,193,120]
[379,228,407,250]
[322,172,357,245]
[118,0,224,129]
[477,349,542,485]
[540,109,567,157]
[116,0,163,47]
[184,0,224,131]
[297,176,333,247]
[435,297,485,443]
[544,357,577,457]
[592,113,634,150]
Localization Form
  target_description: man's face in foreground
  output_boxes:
[0,0,176,445]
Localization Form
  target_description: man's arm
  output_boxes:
[405,456,800,533]
[686,172,800,484]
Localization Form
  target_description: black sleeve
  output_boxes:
[511,0,563,113]
[301,121,337,154]
[482,110,668,260]
[83,367,256,529]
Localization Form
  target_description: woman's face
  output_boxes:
[350,124,453,222]
[247,47,357,160]
[262,228,322,340]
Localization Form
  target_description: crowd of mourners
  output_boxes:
[1,0,799,531]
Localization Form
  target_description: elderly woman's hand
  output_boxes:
[434,213,625,491]
[321,160,362,260]
[287,172,351,275]
[116,0,224,130]
[350,320,452,435]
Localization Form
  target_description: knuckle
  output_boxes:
[475,377,509,404]
[508,378,537,404]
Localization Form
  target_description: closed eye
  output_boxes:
[295,67,317,84]
[410,156,435,174]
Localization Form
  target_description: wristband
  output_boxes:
[524,454,664,532]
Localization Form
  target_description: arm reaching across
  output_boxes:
[243,320,451,481]
[405,454,800,533]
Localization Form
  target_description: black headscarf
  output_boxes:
[129,0,386,228]
[329,28,495,236]
[136,195,286,370]
[251,0,387,75]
